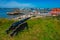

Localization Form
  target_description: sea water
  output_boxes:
[0,8,20,19]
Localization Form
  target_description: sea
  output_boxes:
[0,8,51,19]
[0,8,21,19]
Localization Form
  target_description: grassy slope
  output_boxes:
[0,17,60,40]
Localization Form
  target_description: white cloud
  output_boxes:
[0,1,35,8]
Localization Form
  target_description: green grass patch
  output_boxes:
[0,17,60,40]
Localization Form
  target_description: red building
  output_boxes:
[50,8,60,16]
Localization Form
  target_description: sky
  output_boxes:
[0,0,60,8]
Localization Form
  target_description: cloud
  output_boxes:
[0,0,60,8]
[0,1,35,8]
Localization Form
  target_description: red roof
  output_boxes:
[50,8,60,15]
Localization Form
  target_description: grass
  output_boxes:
[0,17,60,40]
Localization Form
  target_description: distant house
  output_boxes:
[39,8,51,13]
[50,8,60,16]
[38,8,51,16]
